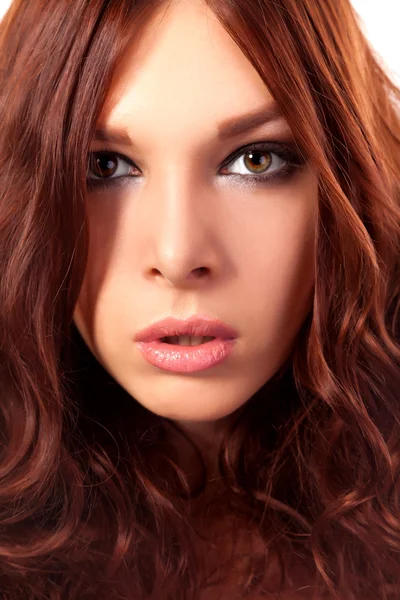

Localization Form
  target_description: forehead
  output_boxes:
[99,0,280,139]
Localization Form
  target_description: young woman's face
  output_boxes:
[73,0,318,431]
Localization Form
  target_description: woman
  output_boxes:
[0,0,399,598]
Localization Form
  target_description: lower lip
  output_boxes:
[135,338,237,373]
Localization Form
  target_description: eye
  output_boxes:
[86,141,306,192]
[221,148,283,177]
[218,142,306,183]
[87,151,139,183]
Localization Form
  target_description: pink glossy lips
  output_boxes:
[134,314,238,373]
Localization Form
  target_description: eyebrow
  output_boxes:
[93,101,285,146]
[218,101,285,139]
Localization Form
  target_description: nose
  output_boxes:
[149,264,211,286]
[141,171,221,288]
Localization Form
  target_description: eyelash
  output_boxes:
[86,141,307,192]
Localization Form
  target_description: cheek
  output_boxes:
[269,220,315,307]
[240,199,315,293]
[72,203,118,340]
[235,203,316,351]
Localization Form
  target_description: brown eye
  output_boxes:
[89,152,119,179]
[221,145,288,180]
[243,150,272,174]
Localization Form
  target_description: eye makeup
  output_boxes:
[86,139,307,192]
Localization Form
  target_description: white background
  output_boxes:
[0,0,399,85]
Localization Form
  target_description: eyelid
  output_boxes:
[89,139,305,174]
[219,140,305,171]
[90,148,138,168]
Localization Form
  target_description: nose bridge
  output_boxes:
[140,161,217,281]
[152,161,200,235]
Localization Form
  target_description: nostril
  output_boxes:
[191,267,208,278]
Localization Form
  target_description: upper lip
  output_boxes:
[134,314,238,343]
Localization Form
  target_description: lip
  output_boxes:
[134,314,238,373]
[134,314,238,343]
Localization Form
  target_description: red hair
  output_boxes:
[0,0,399,598]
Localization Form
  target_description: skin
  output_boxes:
[73,0,319,473]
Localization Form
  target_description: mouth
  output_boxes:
[134,314,238,344]
[134,315,238,372]
[159,335,216,345]
[135,335,236,373]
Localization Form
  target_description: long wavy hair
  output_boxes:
[0,0,399,598]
